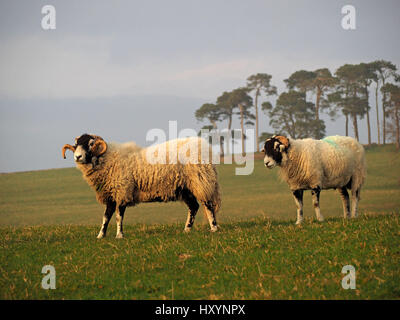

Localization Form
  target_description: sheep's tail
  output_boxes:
[211,174,222,214]
[351,143,367,199]
[188,164,221,213]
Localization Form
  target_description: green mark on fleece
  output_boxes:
[322,137,339,149]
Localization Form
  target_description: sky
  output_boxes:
[0,0,399,172]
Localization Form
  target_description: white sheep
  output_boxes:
[262,135,366,224]
[62,134,221,238]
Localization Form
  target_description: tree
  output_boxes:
[285,69,335,139]
[246,73,277,152]
[357,63,376,145]
[284,70,316,94]
[311,68,337,138]
[370,60,397,144]
[230,88,254,155]
[333,64,367,141]
[195,103,224,156]
[381,81,400,149]
[216,91,236,154]
[328,90,351,136]
[369,61,382,144]
[195,103,221,129]
[262,91,323,139]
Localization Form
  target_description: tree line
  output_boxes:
[195,60,400,154]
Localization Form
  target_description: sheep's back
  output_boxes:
[284,136,365,190]
[126,137,218,203]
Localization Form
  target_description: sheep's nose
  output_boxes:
[75,155,82,161]
[264,161,269,167]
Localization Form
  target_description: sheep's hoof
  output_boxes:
[184,227,192,233]
[115,232,124,239]
[295,219,303,225]
[97,232,105,239]
[210,226,218,232]
[317,216,324,222]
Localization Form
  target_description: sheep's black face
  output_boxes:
[262,136,290,169]
[62,133,107,165]
[73,134,96,164]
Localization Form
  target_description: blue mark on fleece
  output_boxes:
[321,137,339,149]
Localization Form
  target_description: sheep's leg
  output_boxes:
[115,205,126,239]
[311,187,324,222]
[97,201,116,239]
[183,194,200,232]
[350,188,361,218]
[203,202,218,232]
[338,187,350,218]
[293,190,304,225]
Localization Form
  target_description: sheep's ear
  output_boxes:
[91,138,107,157]
[62,144,76,159]
[275,135,290,149]
[261,148,265,153]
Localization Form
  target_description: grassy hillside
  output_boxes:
[0,144,399,227]
[0,144,399,299]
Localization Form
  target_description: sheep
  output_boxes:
[261,135,366,224]
[62,134,221,238]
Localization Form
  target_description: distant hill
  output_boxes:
[0,95,207,172]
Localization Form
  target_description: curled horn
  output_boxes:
[275,135,290,149]
[91,137,107,157]
[62,144,76,159]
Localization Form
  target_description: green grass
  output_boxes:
[0,145,399,299]
[1,215,399,299]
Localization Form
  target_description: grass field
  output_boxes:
[0,144,399,299]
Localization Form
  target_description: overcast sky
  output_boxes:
[0,0,399,172]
